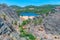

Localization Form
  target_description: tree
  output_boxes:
[14,21,17,25]
[38,18,43,24]
[2,14,6,20]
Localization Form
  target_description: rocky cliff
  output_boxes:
[0,4,21,40]
[43,11,60,35]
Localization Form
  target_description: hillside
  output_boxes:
[1,4,60,40]
[10,4,60,16]
[0,4,21,40]
[19,5,60,40]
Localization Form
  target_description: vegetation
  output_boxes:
[12,5,57,16]
[14,21,17,25]
[12,21,13,24]
[19,18,43,40]
[38,18,43,24]
[16,10,21,16]
[22,19,31,26]
[33,17,43,25]
[19,25,36,40]
[2,14,6,20]
[19,20,36,40]
[40,38,43,40]
[33,20,37,26]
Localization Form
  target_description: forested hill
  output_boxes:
[10,5,60,16]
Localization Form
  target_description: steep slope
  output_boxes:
[0,4,19,20]
[43,11,60,35]
[0,4,21,40]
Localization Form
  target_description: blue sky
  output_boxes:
[0,0,60,7]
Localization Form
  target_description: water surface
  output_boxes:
[20,12,39,16]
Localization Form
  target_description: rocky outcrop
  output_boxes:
[0,4,20,40]
[43,11,60,35]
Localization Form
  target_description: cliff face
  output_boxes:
[0,4,19,21]
[43,11,60,35]
[0,4,21,40]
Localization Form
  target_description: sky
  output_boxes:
[0,0,60,7]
